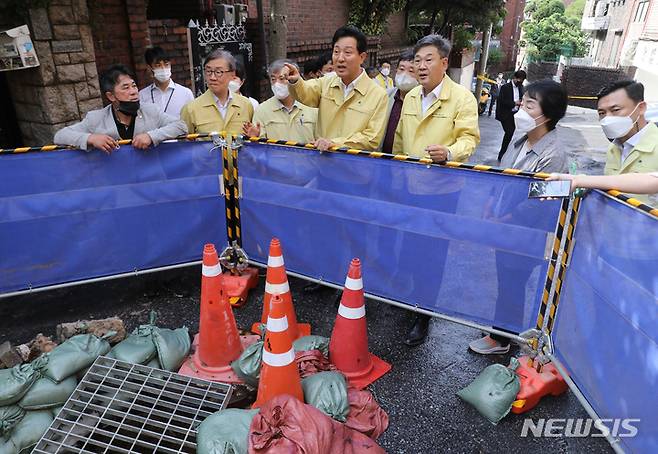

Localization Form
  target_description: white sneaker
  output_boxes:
[468,335,511,355]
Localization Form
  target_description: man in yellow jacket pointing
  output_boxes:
[393,35,480,163]
[282,25,388,151]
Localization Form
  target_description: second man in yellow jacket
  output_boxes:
[393,35,480,163]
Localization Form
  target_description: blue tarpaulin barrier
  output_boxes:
[238,143,562,332]
[0,141,226,294]
[553,191,658,453]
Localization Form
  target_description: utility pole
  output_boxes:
[268,0,288,61]
[475,22,493,101]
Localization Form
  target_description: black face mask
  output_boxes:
[117,100,140,116]
[514,80,523,87]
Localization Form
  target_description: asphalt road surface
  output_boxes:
[0,266,613,453]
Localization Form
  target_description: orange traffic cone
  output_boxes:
[252,294,304,408]
[178,243,259,383]
[251,238,311,339]
[329,258,391,389]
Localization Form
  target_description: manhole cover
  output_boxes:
[33,356,232,453]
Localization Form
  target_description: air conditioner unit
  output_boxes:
[235,4,248,25]
[216,4,235,26]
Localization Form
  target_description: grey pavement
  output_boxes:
[471,106,610,173]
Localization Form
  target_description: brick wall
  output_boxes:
[380,11,407,49]
[562,65,628,108]
[527,61,558,81]
[5,0,103,146]
[500,0,525,70]
[88,0,133,79]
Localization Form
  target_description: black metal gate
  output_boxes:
[187,15,254,98]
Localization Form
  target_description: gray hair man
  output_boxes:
[243,59,317,143]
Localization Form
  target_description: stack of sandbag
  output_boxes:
[200,336,390,454]
[0,333,112,454]
[107,323,191,372]
[231,335,336,387]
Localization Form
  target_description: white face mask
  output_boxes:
[153,67,171,83]
[599,103,641,140]
[228,79,241,93]
[514,108,546,134]
[271,82,289,100]
[395,72,418,92]
[380,67,390,77]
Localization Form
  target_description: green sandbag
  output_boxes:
[0,406,25,437]
[457,357,521,425]
[301,371,349,422]
[3,410,53,453]
[152,327,191,372]
[0,357,48,407]
[230,333,264,387]
[18,376,77,410]
[196,408,258,454]
[51,406,63,418]
[145,357,161,369]
[42,334,110,383]
[107,330,157,366]
[293,336,330,356]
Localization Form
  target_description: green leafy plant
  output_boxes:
[348,0,406,36]
[406,0,505,46]
[523,0,589,61]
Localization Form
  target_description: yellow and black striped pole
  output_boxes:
[230,142,242,248]
[221,140,235,246]
[545,196,581,336]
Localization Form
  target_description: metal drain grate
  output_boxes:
[33,356,232,453]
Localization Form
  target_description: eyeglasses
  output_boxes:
[204,68,230,78]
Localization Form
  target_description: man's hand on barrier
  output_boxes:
[87,134,118,154]
[425,144,449,163]
[243,122,261,138]
[132,133,153,150]
[282,63,301,84]
[314,137,334,151]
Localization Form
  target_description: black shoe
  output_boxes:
[404,314,430,346]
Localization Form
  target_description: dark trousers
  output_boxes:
[498,116,516,161]
[490,251,537,346]
[405,191,460,325]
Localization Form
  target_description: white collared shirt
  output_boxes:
[213,93,233,119]
[420,79,444,115]
[339,69,365,99]
[277,99,299,115]
[138,79,194,119]
[616,123,651,162]
[512,84,520,112]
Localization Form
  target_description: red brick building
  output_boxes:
[499,0,526,71]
